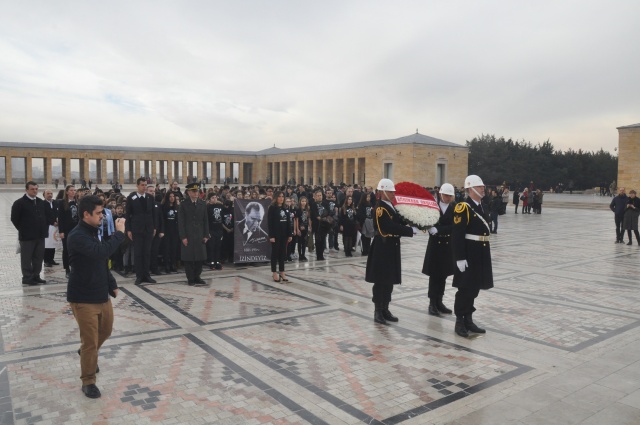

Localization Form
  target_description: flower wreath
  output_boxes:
[392,182,440,230]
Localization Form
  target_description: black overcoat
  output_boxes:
[422,201,456,277]
[178,197,209,261]
[365,201,414,285]
[451,198,494,290]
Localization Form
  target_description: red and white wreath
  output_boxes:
[392,182,440,230]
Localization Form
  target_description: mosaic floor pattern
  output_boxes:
[1,192,640,424]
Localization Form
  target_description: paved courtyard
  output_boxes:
[1,191,639,424]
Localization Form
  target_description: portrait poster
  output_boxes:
[234,199,271,263]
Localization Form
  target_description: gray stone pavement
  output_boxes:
[1,190,639,424]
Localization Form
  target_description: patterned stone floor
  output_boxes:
[1,191,640,424]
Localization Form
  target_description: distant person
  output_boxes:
[178,183,209,285]
[623,189,640,245]
[11,181,51,286]
[610,187,628,243]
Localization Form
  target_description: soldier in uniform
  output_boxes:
[451,175,494,337]
[422,183,456,317]
[365,179,417,324]
[178,183,210,286]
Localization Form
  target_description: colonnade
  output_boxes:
[266,157,366,186]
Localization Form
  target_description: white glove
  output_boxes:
[428,227,438,235]
[457,260,468,272]
[411,226,419,235]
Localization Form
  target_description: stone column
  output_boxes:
[25,156,33,182]
[197,161,203,182]
[44,157,52,184]
[5,155,12,184]
[100,159,107,184]
[238,162,244,185]
[63,157,71,184]
[117,159,124,185]
[182,160,188,183]
[354,158,359,186]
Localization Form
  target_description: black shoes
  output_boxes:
[428,303,441,317]
[188,281,196,286]
[51,261,60,265]
[193,278,207,285]
[374,310,387,324]
[455,318,469,337]
[82,384,101,399]
[32,277,47,284]
[464,315,486,333]
[134,278,142,285]
[435,299,452,314]
[145,277,157,284]
[382,308,399,322]
[22,280,38,286]
[44,262,53,268]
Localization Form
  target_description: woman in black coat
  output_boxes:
[422,184,456,316]
[161,191,180,273]
[339,196,358,257]
[268,191,293,282]
[57,185,79,277]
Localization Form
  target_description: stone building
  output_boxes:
[0,132,468,188]
[617,123,640,191]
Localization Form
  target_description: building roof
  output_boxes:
[617,123,640,130]
[0,132,464,156]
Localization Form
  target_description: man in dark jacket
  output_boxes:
[126,177,157,285]
[178,183,209,285]
[146,185,164,275]
[42,189,60,267]
[365,179,416,324]
[422,183,456,317]
[610,187,628,243]
[67,195,125,399]
[451,175,494,338]
[11,181,52,285]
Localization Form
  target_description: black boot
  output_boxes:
[428,302,441,317]
[374,304,387,325]
[436,298,452,314]
[382,303,399,322]
[455,317,469,337]
[464,314,486,333]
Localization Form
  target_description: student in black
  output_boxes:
[206,193,224,270]
[221,199,235,264]
[268,191,293,282]
[310,190,331,260]
[339,196,358,257]
[161,191,180,273]
[285,197,296,261]
[58,185,79,278]
[296,196,310,261]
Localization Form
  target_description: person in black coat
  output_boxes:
[11,181,52,286]
[339,196,358,257]
[58,185,79,278]
[268,191,293,282]
[422,183,456,317]
[161,191,180,273]
[126,178,157,285]
[451,175,494,337]
[206,193,224,270]
[310,189,331,260]
[67,195,125,399]
[43,189,60,267]
[147,185,164,275]
[365,179,416,325]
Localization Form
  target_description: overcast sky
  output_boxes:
[1,1,638,153]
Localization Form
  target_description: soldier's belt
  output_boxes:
[465,234,490,242]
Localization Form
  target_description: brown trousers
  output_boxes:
[70,300,114,385]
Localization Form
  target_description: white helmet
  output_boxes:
[439,183,455,196]
[377,178,395,191]
[464,175,484,189]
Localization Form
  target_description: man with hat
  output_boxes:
[365,178,417,324]
[178,183,210,285]
[422,182,457,317]
[451,175,494,337]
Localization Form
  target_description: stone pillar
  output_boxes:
[63,157,70,184]
[99,159,107,184]
[117,159,124,185]
[197,161,203,182]
[25,156,33,182]
[5,155,12,184]
[44,157,52,184]
[82,157,89,182]
[354,158,359,186]
[181,160,187,183]
[238,162,244,185]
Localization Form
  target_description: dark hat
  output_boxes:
[185,183,200,191]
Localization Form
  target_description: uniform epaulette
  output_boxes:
[453,202,470,224]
